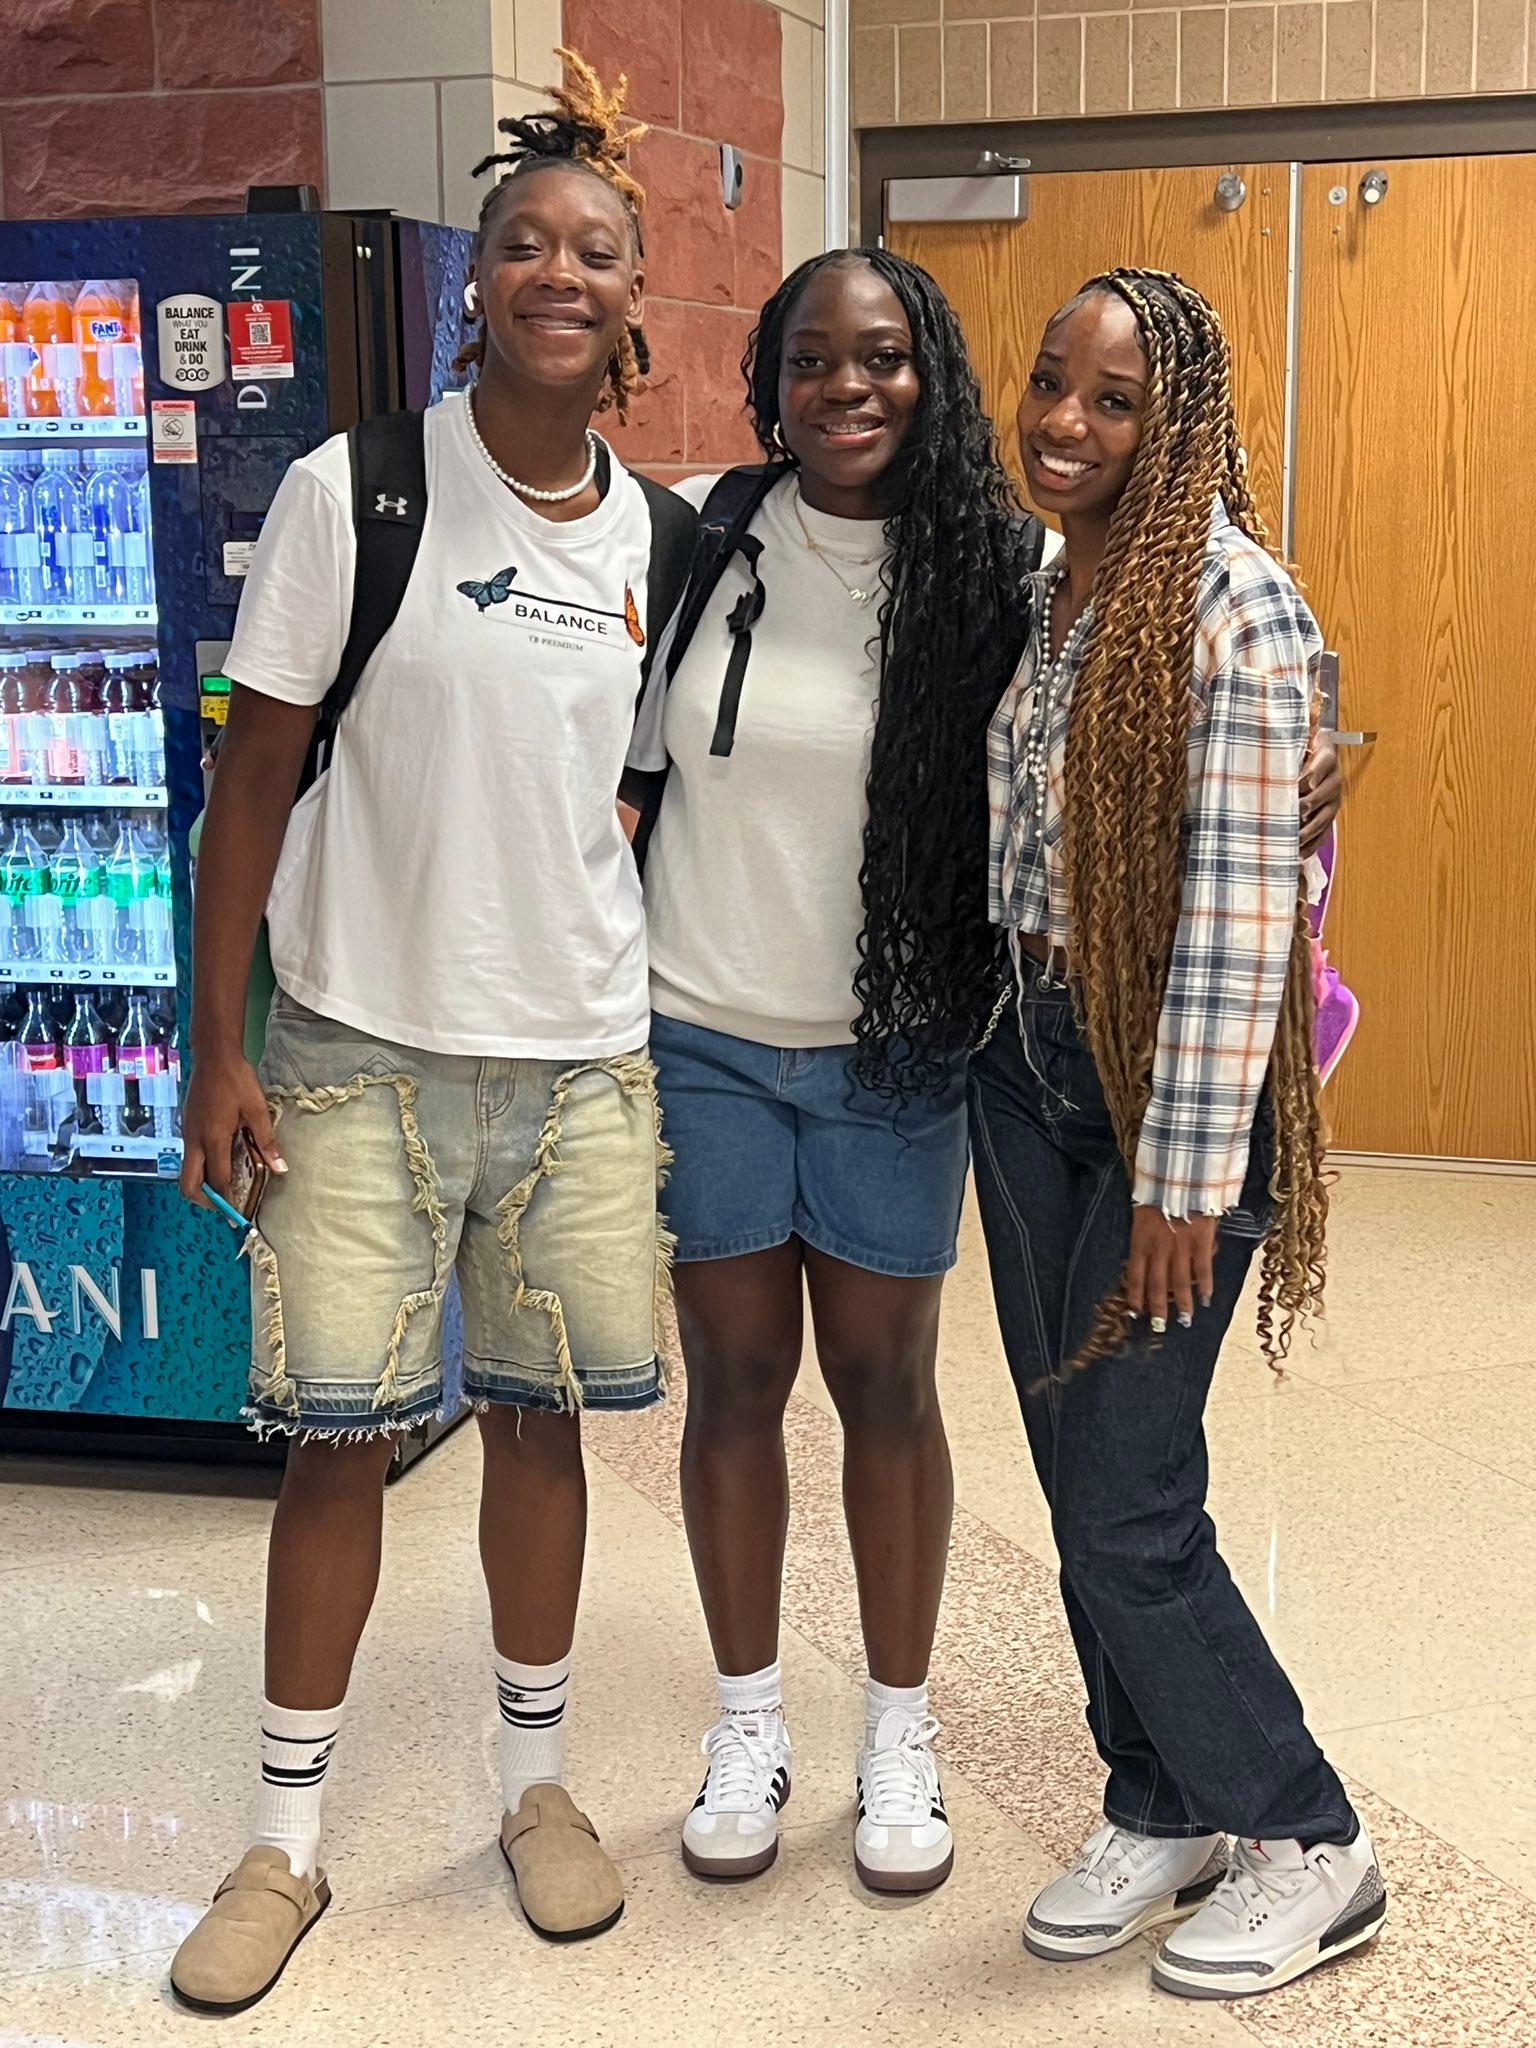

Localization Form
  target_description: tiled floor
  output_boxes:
[2,1165,1533,2046]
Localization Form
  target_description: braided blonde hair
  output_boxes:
[1059,268,1327,1369]
[453,48,650,421]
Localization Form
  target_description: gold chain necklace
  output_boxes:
[792,486,880,608]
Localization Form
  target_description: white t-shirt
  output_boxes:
[629,472,887,1047]
[225,394,655,1059]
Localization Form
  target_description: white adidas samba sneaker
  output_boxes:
[854,1709,954,1894]
[681,1713,792,1881]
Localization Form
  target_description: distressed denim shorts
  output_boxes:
[243,992,672,1441]
[649,1011,970,1278]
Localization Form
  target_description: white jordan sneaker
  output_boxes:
[1153,1825,1387,1998]
[681,1712,792,1880]
[1024,1824,1228,1960]
[854,1709,954,1894]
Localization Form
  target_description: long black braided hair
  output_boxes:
[454,49,650,420]
[744,248,1040,1096]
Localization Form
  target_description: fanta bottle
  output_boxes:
[0,284,23,418]
[22,282,78,418]
[73,281,125,417]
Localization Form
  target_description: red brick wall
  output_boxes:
[0,0,323,218]
[567,0,786,477]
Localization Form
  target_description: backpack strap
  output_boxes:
[665,465,786,761]
[634,473,700,692]
[301,410,428,790]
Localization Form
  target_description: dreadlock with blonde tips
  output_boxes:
[1056,268,1328,1372]
[453,47,650,422]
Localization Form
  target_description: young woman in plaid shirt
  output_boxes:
[972,270,1386,1998]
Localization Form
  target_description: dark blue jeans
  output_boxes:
[968,967,1352,1842]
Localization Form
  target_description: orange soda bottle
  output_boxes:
[23,281,77,417]
[73,281,126,416]
[0,284,23,418]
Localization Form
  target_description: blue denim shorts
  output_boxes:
[649,1011,970,1278]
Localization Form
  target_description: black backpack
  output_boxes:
[620,463,1047,872]
[301,406,699,794]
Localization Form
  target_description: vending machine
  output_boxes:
[0,208,471,1462]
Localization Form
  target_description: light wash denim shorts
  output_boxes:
[243,992,672,1440]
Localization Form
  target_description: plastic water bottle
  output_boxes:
[52,819,103,966]
[116,989,168,1137]
[82,452,135,606]
[104,817,150,966]
[138,815,173,968]
[0,453,43,606]
[135,465,155,606]
[3,817,48,964]
[63,992,110,1135]
[100,651,140,783]
[32,450,84,606]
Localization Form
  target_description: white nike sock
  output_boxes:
[716,1660,783,1723]
[865,1676,928,1750]
[254,1697,343,1879]
[495,1651,569,1814]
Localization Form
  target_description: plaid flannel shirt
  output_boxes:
[988,504,1319,1218]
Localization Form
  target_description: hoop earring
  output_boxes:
[462,281,480,319]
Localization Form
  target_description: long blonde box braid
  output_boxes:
[1059,268,1328,1371]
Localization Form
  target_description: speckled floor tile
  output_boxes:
[7,1796,1258,2048]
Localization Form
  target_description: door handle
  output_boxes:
[1317,650,1376,746]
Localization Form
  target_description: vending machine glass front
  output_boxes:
[0,274,179,1178]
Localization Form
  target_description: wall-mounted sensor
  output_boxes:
[720,145,744,212]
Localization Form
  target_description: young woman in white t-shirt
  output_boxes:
[169,60,679,2011]
[630,250,1342,1897]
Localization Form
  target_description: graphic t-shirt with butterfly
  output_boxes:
[223,393,657,1059]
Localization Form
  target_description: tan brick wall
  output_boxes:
[852,0,1530,121]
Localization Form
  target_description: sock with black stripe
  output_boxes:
[255,1697,343,1879]
[495,1650,569,1814]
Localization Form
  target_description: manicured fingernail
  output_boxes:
[1150,1317,1167,1335]
[272,1157,289,1174]
[1178,1311,1193,1329]
[1201,1293,1212,1309]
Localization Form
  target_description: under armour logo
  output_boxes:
[374,492,408,517]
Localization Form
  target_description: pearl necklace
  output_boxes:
[465,387,599,503]
[792,485,881,607]
[1021,566,1092,822]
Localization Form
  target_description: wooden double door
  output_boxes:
[893,157,1536,1163]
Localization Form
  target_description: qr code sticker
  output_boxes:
[248,319,272,348]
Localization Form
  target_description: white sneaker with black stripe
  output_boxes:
[854,1708,953,1893]
[1024,1824,1227,1960]
[1153,1825,1386,1998]
[681,1713,792,1880]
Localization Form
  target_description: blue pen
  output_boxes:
[201,1184,254,1238]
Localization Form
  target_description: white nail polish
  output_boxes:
[1150,1316,1167,1335]
[1178,1311,1193,1329]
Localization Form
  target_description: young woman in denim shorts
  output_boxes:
[170,61,677,2011]
[628,249,1344,1894]
[973,271,1384,1998]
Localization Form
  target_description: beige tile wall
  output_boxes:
[852,0,1532,121]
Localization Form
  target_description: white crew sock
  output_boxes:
[865,1676,928,1750]
[254,1697,343,1879]
[716,1660,783,1724]
[495,1651,569,1814]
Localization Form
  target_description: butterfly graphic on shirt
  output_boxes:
[623,584,645,647]
[457,566,518,612]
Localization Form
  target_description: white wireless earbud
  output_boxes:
[463,281,480,319]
